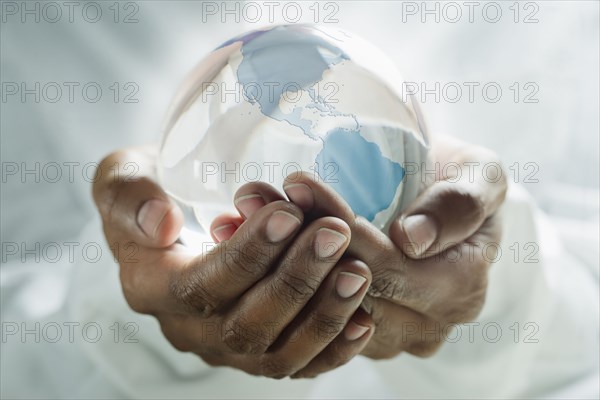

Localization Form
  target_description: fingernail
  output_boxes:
[402,214,437,256]
[344,321,370,341]
[266,211,301,242]
[283,183,314,211]
[212,224,236,243]
[336,272,367,298]
[314,228,348,259]
[137,199,170,239]
[234,194,265,219]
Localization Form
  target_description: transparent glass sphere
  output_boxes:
[159,24,429,237]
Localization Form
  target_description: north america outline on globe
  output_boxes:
[229,25,406,222]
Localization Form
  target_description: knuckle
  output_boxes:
[369,251,404,274]
[311,312,346,342]
[223,237,271,279]
[169,271,219,317]
[369,268,408,301]
[223,318,269,355]
[271,270,320,307]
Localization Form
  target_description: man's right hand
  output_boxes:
[92,147,374,379]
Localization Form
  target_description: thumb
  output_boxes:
[389,180,494,258]
[389,136,507,259]
[92,148,183,248]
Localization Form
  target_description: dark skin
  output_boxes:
[92,134,506,378]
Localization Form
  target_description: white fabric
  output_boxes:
[2,1,598,398]
[2,184,598,398]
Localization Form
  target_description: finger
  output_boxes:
[231,257,369,378]
[233,181,286,219]
[283,172,401,270]
[208,183,285,241]
[91,148,190,316]
[282,170,496,321]
[283,171,355,223]
[387,180,491,258]
[390,136,508,258]
[291,308,374,379]
[210,213,244,243]
[92,148,184,248]
[219,217,351,356]
[268,259,371,364]
[280,167,496,325]
[233,172,353,227]
[170,200,304,317]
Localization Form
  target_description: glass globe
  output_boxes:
[158,24,429,239]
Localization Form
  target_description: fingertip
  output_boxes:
[283,170,315,186]
[344,308,374,341]
[325,216,352,244]
[233,182,287,218]
[211,224,237,243]
[210,214,244,243]
[389,214,438,258]
[388,218,405,249]
[234,194,266,219]
[283,183,314,212]
[344,321,370,341]
[283,171,355,225]
[153,202,184,247]
[315,215,351,237]
[388,217,418,257]
[352,306,374,325]
[311,216,351,260]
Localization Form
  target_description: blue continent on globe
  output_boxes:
[232,26,406,222]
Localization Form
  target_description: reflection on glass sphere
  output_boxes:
[159,24,429,239]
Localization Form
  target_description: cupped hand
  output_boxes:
[212,134,507,360]
[92,146,375,379]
